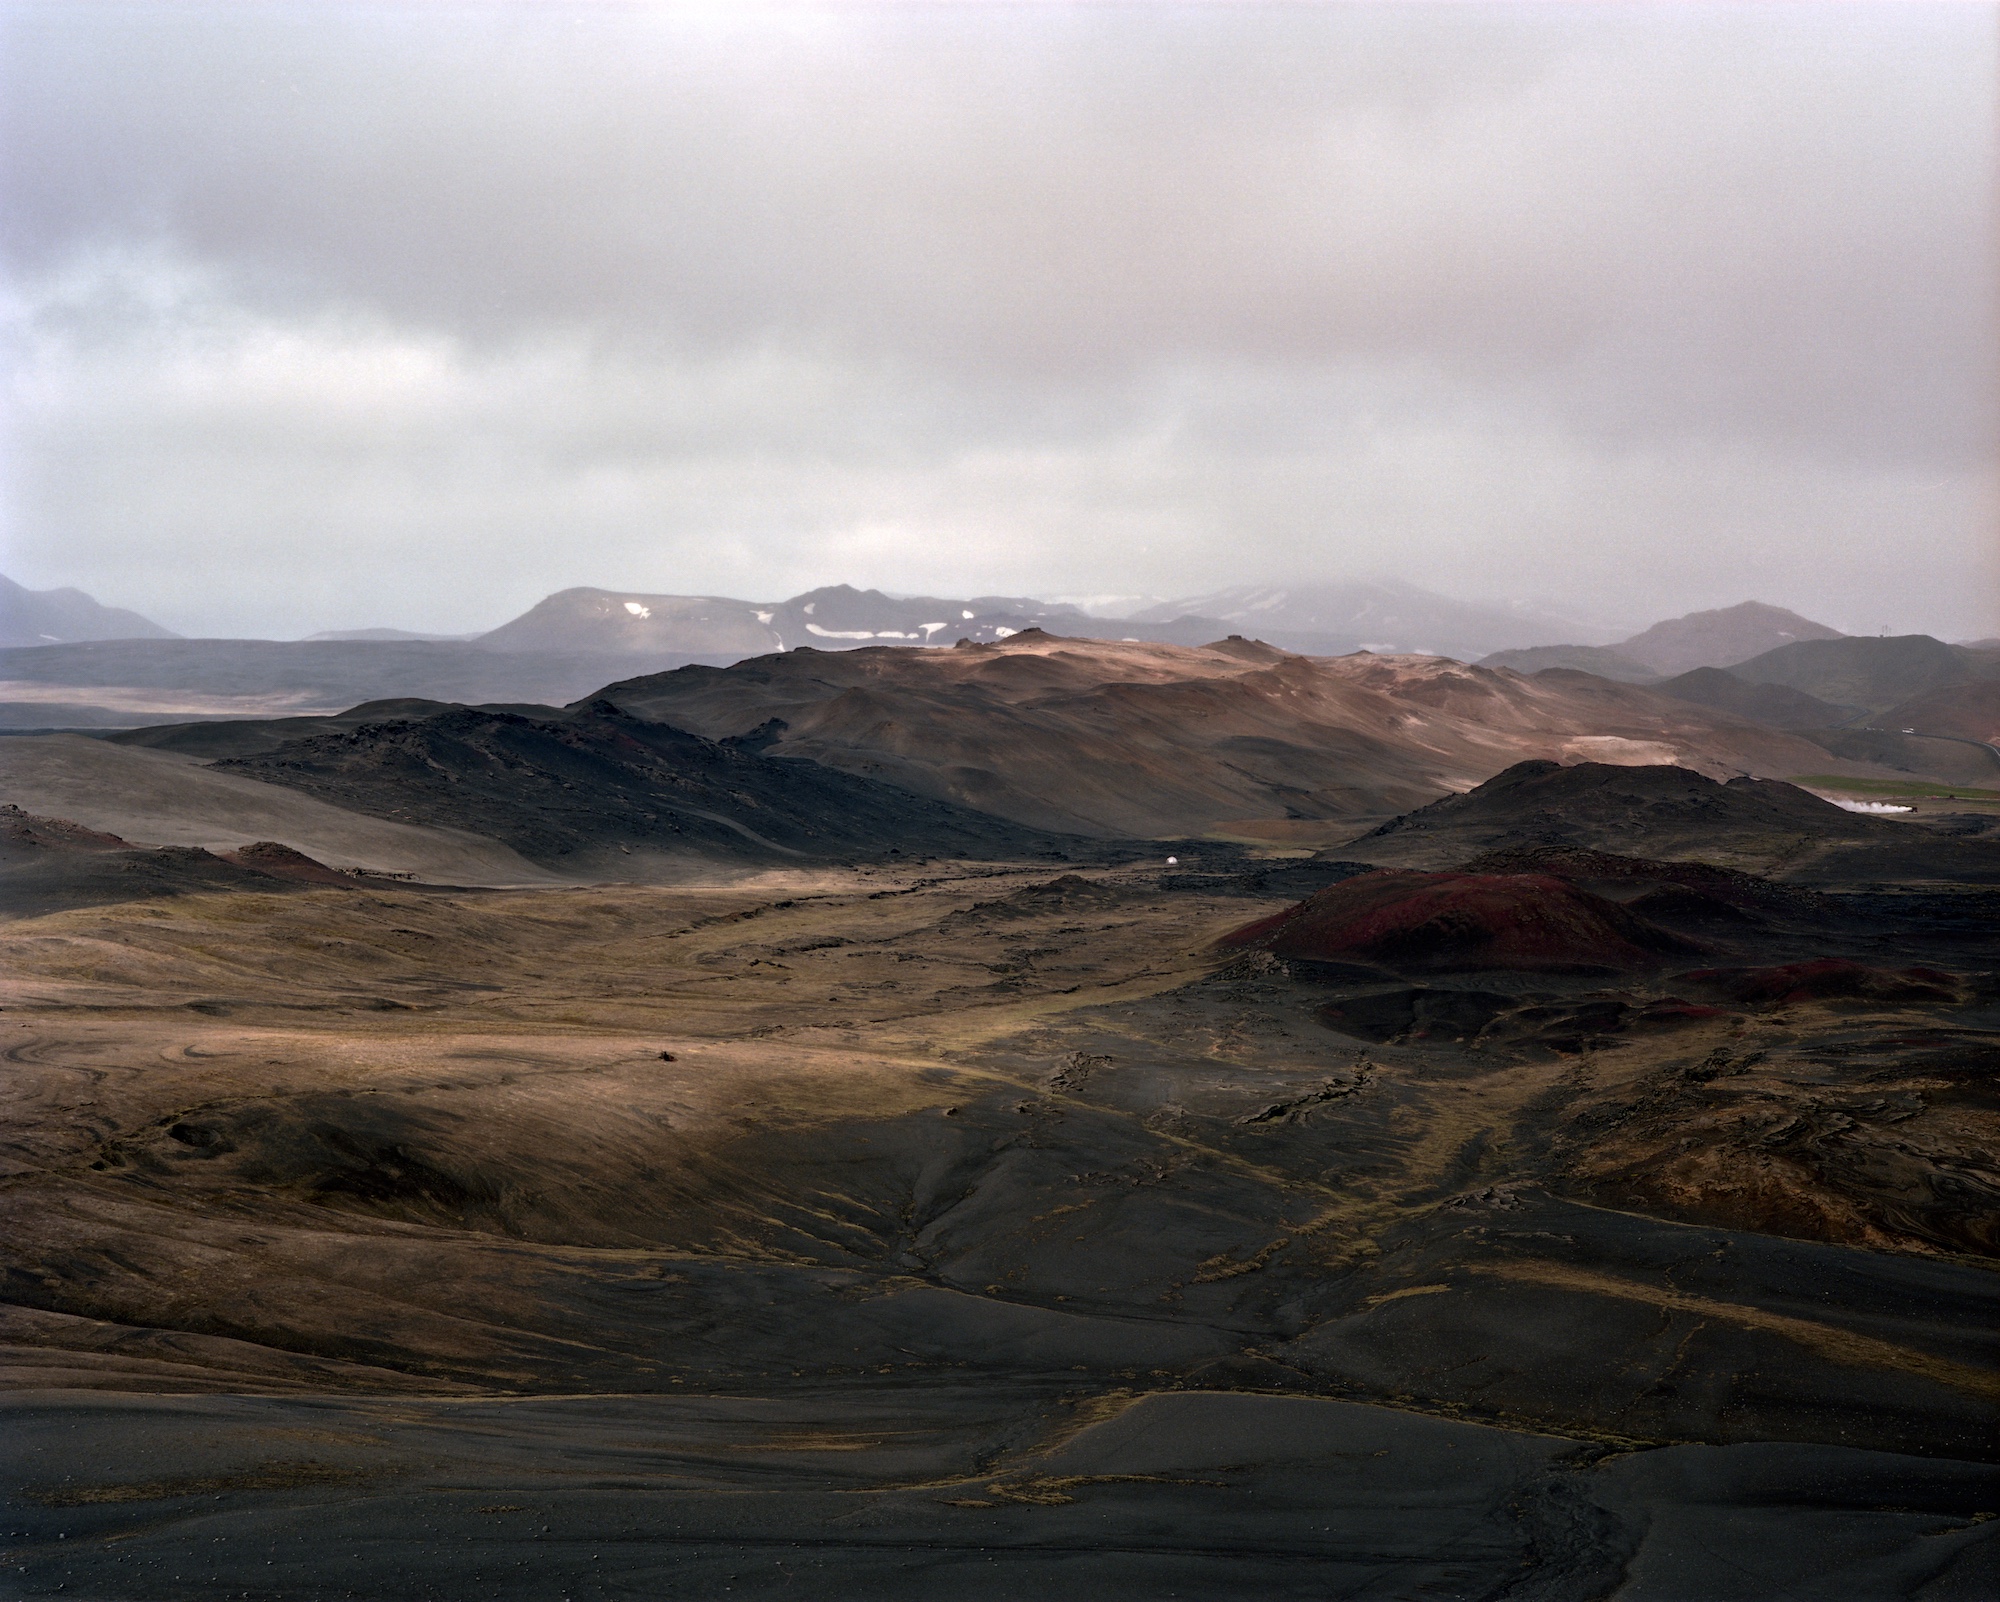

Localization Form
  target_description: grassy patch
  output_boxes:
[1790,775,2000,801]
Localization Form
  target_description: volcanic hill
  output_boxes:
[1337,759,1878,869]
[1612,601,1845,675]
[215,700,1079,871]
[1727,634,2000,714]
[1877,681,2000,749]
[0,802,353,917]
[1651,666,1856,732]
[589,632,1851,838]
[1480,600,1845,678]
[1336,758,2000,883]
[0,573,178,648]
[1219,868,1697,974]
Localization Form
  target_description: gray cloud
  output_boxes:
[1,2,1994,640]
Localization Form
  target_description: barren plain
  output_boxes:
[2,638,1997,1599]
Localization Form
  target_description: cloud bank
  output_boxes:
[2,2,1994,639]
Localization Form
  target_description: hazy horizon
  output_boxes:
[3,2,1995,641]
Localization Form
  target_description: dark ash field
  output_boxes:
[3,633,1998,1599]
[4,737,1998,1598]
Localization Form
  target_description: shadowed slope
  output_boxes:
[1729,634,2000,714]
[1653,665,1857,730]
[0,733,560,883]
[0,803,349,916]
[216,701,1080,870]
[1340,759,1899,872]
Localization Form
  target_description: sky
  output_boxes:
[2,1,1995,641]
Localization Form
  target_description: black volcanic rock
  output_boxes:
[1340,760,1889,870]
[214,702,1081,869]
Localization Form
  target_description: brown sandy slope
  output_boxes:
[594,633,1853,838]
[0,733,558,884]
[1877,681,2000,747]
[0,803,361,917]
[1652,665,1856,730]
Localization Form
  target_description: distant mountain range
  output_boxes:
[302,627,478,643]
[1480,602,1844,681]
[96,633,1846,848]
[473,585,1167,656]
[0,575,180,648]
[1128,580,1617,659]
[4,576,1995,784]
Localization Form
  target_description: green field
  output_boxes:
[1791,774,2000,801]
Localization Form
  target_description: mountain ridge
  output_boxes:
[0,574,179,649]
[1481,600,1848,679]
[586,632,1857,838]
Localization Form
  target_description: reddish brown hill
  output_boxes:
[0,801,130,854]
[1458,844,1839,920]
[1875,681,2000,747]
[1218,868,1697,974]
[591,634,1853,838]
[221,841,354,885]
[1614,602,1843,675]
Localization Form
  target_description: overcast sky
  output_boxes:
[2,2,1994,640]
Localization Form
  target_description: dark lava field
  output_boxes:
[2,756,1997,1600]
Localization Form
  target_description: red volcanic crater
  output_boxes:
[1219,869,1699,974]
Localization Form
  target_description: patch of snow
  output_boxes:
[755,610,774,625]
[921,621,948,639]
[806,623,875,640]
[623,601,652,618]
[1166,856,1178,865]
[1831,799,1914,814]
[961,609,975,620]
[803,602,816,614]
[876,630,912,639]
[992,626,1018,639]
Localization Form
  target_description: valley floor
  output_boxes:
[2,859,1996,1599]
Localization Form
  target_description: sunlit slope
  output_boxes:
[597,633,1858,836]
